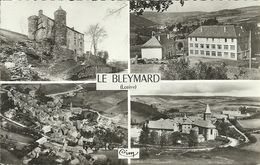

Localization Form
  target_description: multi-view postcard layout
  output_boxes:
[1,0,260,165]
[0,1,128,81]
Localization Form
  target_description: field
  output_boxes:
[132,147,260,165]
[130,56,260,80]
[131,96,260,120]
[237,119,260,129]
[243,134,260,152]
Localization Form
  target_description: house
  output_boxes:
[148,118,179,135]
[141,33,177,60]
[28,7,84,55]
[188,25,250,60]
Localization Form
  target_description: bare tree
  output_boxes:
[85,23,107,56]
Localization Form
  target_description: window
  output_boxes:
[206,38,208,41]
[190,50,194,54]
[212,51,216,56]
[230,45,235,50]
[231,53,235,58]
[225,38,227,42]
[200,50,204,55]
[211,44,216,49]
[195,37,197,41]
[217,52,222,56]
[231,38,234,42]
[200,44,204,48]
[211,129,213,135]
[212,38,214,41]
[217,45,222,49]
[195,50,199,55]
[206,44,210,49]
[245,43,248,49]
[224,52,229,57]
[195,43,198,48]
[206,51,210,56]
[190,37,192,41]
[224,45,228,50]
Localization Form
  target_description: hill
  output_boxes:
[131,101,167,123]
[140,6,260,25]
[0,28,28,46]
[130,13,158,29]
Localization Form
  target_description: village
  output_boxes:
[130,87,260,164]
[0,84,127,165]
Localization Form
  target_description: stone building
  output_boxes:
[28,6,84,55]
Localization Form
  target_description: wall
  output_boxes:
[188,37,238,60]
[141,48,162,59]
[162,43,176,59]
[66,28,84,56]
[35,14,55,41]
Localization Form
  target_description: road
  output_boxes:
[0,113,26,128]
[45,84,83,98]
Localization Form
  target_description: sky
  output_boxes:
[162,0,260,12]
[131,81,260,97]
[1,1,128,61]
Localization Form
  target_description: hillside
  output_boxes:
[132,96,260,116]
[130,13,158,28]
[140,6,260,25]
[131,101,167,123]
[0,28,28,46]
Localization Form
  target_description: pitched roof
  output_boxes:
[193,120,215,129]
[148,118,176,130]
[142,36,162,48]
[188,25,248,38]
[205,104,211,114]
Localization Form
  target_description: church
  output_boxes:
[28,6,84,55]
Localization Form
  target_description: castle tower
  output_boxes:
[28,15,38,40]
[54,6,67,46]
[203,104,211,121]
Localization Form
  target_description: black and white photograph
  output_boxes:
[130,1,260,80]
[131,81,260,164]
[0,1,128,81]
[0,83,128,164]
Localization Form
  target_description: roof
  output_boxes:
[188,25,248,38]
[205,104,211,114]
[193,120,215,129]
[148,118,176,130]
[142,36,162,48]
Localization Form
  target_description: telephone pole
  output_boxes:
[249,30,252,69]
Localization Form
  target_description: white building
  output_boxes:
[188,25,250,60]
[141,36,163,59]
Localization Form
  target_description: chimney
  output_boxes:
[167,33,170,39]
[158,35,160,41]
[72,27,74,30]
[224,26,227,33]
[38,10,43,16]
[152,31,155,37]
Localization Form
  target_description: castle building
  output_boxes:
[188,25,250,60]
[28,6,84,55]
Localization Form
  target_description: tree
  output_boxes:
[139,124,150,145]
[189,129,198,147]
[159,59,228,80]
[85,23,107,56]
[160,131,167,148]
[150,130,159,145]
[130,0,184,15]
[176,22,182,31]
[203,18,219,26]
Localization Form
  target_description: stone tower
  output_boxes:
[203,104,211,121]
[28,15,38,40]
[54,6,67,46]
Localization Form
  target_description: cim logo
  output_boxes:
[118,148,140,159]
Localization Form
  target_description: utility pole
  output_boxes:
[249,30,252,69]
